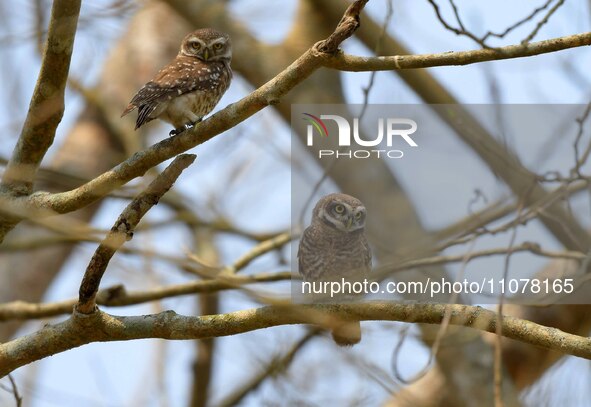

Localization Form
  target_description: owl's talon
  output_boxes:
[169,122,197,136]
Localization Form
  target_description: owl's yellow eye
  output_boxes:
[355,212,362,219]
[213,43,224,50]
[190,41,201,50]
[334,204,345,214]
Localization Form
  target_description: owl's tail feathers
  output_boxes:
[121,103,154,130]
[121,103,136,117]
[332,321,361,346]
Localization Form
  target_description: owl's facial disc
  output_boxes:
[320,202,366,232]
[181,37,206,57]
[180,37,231,62]
[208,38,232,62]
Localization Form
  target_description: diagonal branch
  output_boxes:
[76,154,196,314]
[217,329,320,407]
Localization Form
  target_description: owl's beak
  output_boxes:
[345,216,353,230]
[203,48,210,61]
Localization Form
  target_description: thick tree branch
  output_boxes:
[77,154,196,314]
[1,0,81,194]
[2,302,591,377]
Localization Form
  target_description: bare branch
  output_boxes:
[427,0,567,48]
[0,271,291,322]
[1,20,588,247]
[222,232,293,275]
[572,102,591,177]
[484,0,554,42]
[521,0,566,44]
[1,0,81,194]
[316,0,368,53]
[2,302,591,377]
[77,154,196,314]
[6,374,22,407]
[217,329,320,407]
[323,32,591,71]
[0,238,583,322]
[0,1,370,241]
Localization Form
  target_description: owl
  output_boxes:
[298,193,372,346]
[122,28,232,136]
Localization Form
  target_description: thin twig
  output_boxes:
[0,271,292,322]
[217,329,320,407]
[428,0,566,48]
[223,232,293,275]
[316,0,368,53]
[483,0,554,42]
[521,0,566,44]
[7,374,22,407]
[572,102,591,178]
[495,196,527,407]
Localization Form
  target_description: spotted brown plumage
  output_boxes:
[122,28,232,136]
[298,193,372,346]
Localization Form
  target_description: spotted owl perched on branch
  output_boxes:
[122,28,232,136]
[298,193,372,346]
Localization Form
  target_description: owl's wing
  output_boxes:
[297,229,308,279]
[121,59,228,129]
[122,81,186,129]
[298,226,322,281]
[362,236,372,274]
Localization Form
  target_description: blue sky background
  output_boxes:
[1,0,591,406]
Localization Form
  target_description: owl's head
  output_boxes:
[180,28,232,63]
[313,193,367,233]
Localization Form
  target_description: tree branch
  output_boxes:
[2,30,584,226]
[217,329,320,407]
[316,0,368,53]
[0,1,369,242]
[322,32,591,71]
[0,271,292,322]
[77,154,196,314]
[0,18,587,249]
[2,302,591,377]
[1,0,81,195]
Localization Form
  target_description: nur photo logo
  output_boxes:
[303,113,418,159]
